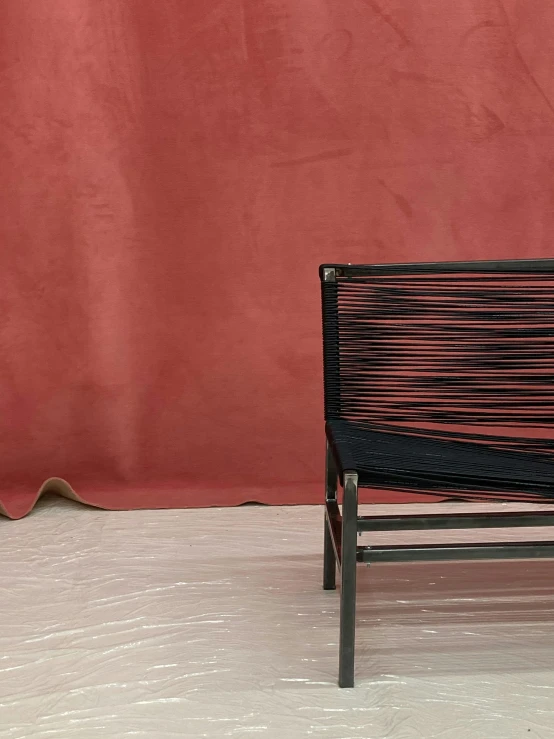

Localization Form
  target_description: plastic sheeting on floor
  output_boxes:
[2,498,554,738]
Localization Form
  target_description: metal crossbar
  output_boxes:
[321,258,554,277]
[358,541,554,563]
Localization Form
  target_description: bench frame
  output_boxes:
[321,260,554,688]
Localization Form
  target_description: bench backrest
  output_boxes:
[320,260,554,452]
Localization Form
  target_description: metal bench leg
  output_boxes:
[339,471,358,688]
[324,441,337,590]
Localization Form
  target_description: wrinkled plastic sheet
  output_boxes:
[2,497,554,738]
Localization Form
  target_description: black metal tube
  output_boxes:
[359,541,554,564]
[339,472,358,688]
[324,441,338,590]
[357,511,554,532]
[325,501,342,567]
[321,258,554,278]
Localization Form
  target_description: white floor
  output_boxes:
[2,498,554,738]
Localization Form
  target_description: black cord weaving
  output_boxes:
[322,267,554,501]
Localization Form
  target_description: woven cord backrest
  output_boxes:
[322,265,554,455]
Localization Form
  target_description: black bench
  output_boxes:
[320,259,554,687]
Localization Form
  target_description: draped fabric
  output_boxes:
[3,1,554,518]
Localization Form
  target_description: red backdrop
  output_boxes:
[2,0,554,518]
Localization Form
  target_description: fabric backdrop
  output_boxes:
[2,0,554,518]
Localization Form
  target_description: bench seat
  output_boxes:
[327,418,554,501]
